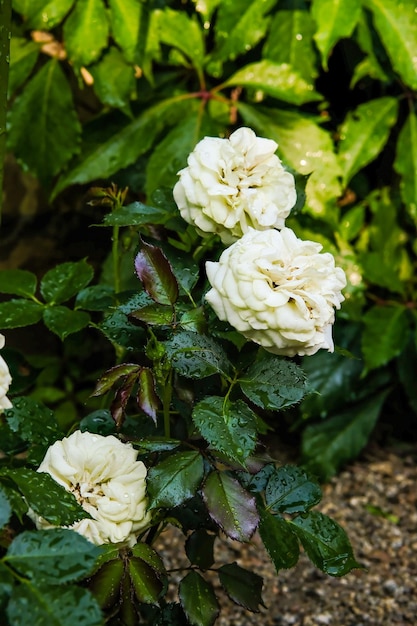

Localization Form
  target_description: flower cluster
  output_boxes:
[31,431,151,547]
[0,334,12,412]
[174,127,346,356]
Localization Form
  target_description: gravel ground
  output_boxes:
[155,442,417,626]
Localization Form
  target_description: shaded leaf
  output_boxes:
[5,529,100,584]
[0,488,11,530]
[147,451,204,509]
[40,259,94,305]
[75,285,115,311]
[185,530,215,570]
[129,557,165,605]
[202,472,259,542]
[8,37,39,96]
[90,47,135,111]
[289,511,362,576]
[258,506,300,571]
[63,0,109,67]
[88,558,124,609]
[99,310,145,350]
[102,200,177,227]
[130,303,174,326]
[192,397,257,464]
[312,0,361,69]
[135,437,181,453]
[394,110,417,220]
[218,563,264,612]
[164,331,232,379]
[0,299,44,328]
[179,571,219,626]
[137,367,159,423]
[0,268,37,297]
[91,363,141,397]
[265,465,322,514]
[362,306,410,371]
[4,396,62,447]
[135,239,178,305]
[43,306,91,340]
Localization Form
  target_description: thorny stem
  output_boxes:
[0,0,11,224]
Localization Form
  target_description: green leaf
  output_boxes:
[98,310,145,350]
[180,571,219,626]
[361,251,405,295]
[265,465,322,514]
[339,204,365,241]
[311,0,361,69]
[289,511,361,576]
[53,97,191,198]
[8,37,40,95]
[218,563,264,612]
[102,200,177,227]
[0,488,11,529]
[223,60,322,105]
[338,97,399,185]
[7,584,103,626]
[160,244,200,297]
[362,306,410,371]
[398,335,417,414]
[351,13,390,85]
[135,240,178,305]
[75,285,115,311]
[258,506,300,571]
[164,331,232,379]
[0,560,13,611]
[43,306,91,340]
[202,472,259,542]
[129,556,165,605]
[40,259,94,305]
[7,59,81,184]
[2,467,90,526]
[4,396,62,447]
[302,389,390,481]
[63,0,109,67]
[26,0,75,29]
[363,0,417,89]
[147,451,204,509]
[263,4,317,81]
[240,356,308,411]
[90,47,135,111]
[0,299,44,328]
[394,110,417,220]
[185,529,215,570]
[154,8,205,70]
[130,303,174,326]
[192,397,257,464]
[0,268,37,297]
[108,0,141,63]
[6,529,100,584]
[88,558,124,608]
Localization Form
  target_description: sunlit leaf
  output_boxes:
[63,0,109,67]
[394,110,417,221]
[108,0,141,63]
[362,306,410,371]
[311,0,361,69]
[89,47,135,111]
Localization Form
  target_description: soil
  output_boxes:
[155,441,417,626]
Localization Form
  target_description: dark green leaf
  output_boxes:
[338,97,398,185]
[362,306,409,371]
[79,410,116,436]
[0,299,44,328]
[7,584,103,626]
[75,285,115,311]
[134,437,181,453]
[40,259,94,305]
[164,331,232,379]
[8,37,40,96]
[397,335,417,414]
[0,561,13,611]
[160,245,200,297]
[258,506,300,571]
[0,269,37,297]
[192,397,257,464]
[185,530,215,570]
[4,396,62,447]
[91,363,141,397]
[130,303,174,326]
[240,356,308,410]
[90,47,135,111]
[394,110,417,221]
[289,511,362,576]
[43,306,91,340]
[363,0,417,89]
[99,310,145,350]
[129,557,165,605]
[147,451,204,509]
[312,0,361,69]
[102,200,177,227]
[134,240,178,305]
[88,558,124,609]
[339,204,366,241]
[218,563,264,612]
[2,467,90,526]
[179,571,219,626]
[302,389,390,481]
[131,543,166,574]
[361,251,405,295]
[202,471,259,542]
[223,60,322,105]
[0,488,11,529]
[7,59,81,184]
[6,529,101,584]
[263,5,317,81]
[265,465,322,514]
[63,0,109,67]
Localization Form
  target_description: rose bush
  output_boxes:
[205,227,346,356]
[173,127,296,244]
[30,431,151,547]
[0,334,12,412]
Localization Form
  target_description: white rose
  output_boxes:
[205,228,346,357]
[0,334,12,412]
[173,127,296,244]
[30,431,151,547]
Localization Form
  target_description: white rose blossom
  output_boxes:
[173,127,296,244]
[0,334,12,412]
[205,228,347,357]
[30,431,151,547]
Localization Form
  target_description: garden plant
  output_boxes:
[0,0,417,624]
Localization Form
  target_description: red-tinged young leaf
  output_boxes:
[218,563,264,612]
[110,372,138,427]
[258,506,300,572]
[202,472,259,542]
[179,571,219,626]
[91,364,141,397]
[137,367,159,424]
[134,239,179,305]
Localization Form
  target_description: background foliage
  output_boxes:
[0,0,416,622]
